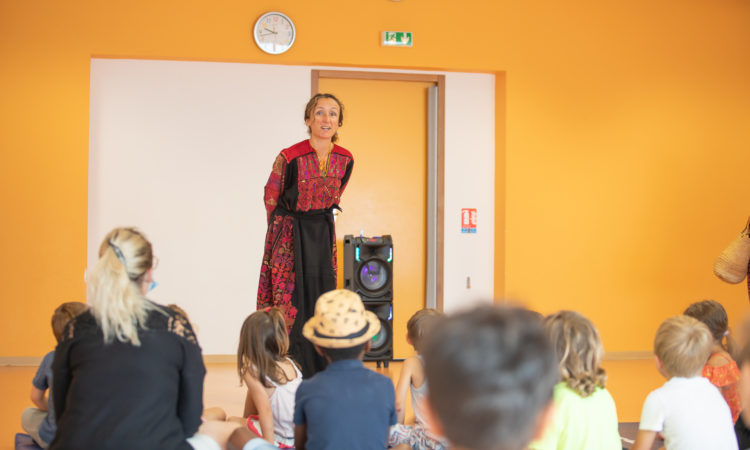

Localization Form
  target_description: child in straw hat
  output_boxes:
[292,289,397,449]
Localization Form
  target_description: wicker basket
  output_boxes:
[714,217,750,284]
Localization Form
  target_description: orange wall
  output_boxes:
[2,0,750,358]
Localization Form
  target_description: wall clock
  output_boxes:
[253,12,296,55]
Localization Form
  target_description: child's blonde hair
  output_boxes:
[684,300,737,359]
[544,310,606,397]
[237,308,293,388]
[407,308,444,353]
[655,315,713,377]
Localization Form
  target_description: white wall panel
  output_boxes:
[442,72,496,313]
[89,59,494,353]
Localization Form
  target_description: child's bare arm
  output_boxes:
[630,430,658,450]
[242,389,256,418]
[294,424,307,450]
[243,374,275,444]
[30,386,47,411]
[394,356,418,424]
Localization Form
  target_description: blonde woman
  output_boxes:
[50,227,231,450]
[529,310,621,450]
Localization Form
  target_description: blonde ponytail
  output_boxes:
[87,228,155,346]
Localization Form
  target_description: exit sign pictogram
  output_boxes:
[381,31,413,47]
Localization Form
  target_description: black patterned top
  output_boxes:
[50,302,205,450]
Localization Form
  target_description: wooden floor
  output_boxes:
[0,359,662,449]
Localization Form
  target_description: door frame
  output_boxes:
[311,69,446,311]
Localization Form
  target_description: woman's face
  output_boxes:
[305,97,340,142]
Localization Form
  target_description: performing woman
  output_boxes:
[257,93,353,378]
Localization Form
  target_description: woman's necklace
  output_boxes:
[315,142,333,173]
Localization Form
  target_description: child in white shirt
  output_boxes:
[631,315,738,450]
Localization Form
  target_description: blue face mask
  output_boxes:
[148,280,159,292]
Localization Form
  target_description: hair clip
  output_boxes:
[108,240,127,268]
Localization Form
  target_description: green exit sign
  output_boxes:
[381,31,413,47]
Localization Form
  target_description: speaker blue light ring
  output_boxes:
[356,257,392,297]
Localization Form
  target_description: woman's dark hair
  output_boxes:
[304,93,344,143]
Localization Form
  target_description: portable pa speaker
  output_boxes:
[343,235,393,302]
[343,235,393,366]
[364,302,393,363]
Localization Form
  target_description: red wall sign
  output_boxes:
[461,208,477,233]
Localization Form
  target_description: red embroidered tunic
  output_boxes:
[257,140,353,377]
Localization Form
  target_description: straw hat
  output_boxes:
[303,289,381,348]
[714,216,750,284]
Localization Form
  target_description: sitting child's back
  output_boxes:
[530,310,620,450]
[295,358,394,448]
[236,308,302,447]
[294,289,396,450]
[631,315,737,450]
[684,299,741,422]
[642,375,736,448]
[422,305,559,450]
[21,301,87,448]
[390,308,448,449]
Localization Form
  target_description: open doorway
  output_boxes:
[313,70,444,358]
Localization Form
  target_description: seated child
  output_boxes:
[389,308,448,450]
[294,289,397,450]
[422,305,558,450]
[529,310,621,450]
[236,308,302,448]
[684,299,741,422]
[631,315,738,450]
[21,301,87,448]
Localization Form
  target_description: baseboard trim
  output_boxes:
[0,357,43,366]
[0,352,653,366]
[203,354,236,364]
[603,351,653,361]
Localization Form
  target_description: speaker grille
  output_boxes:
[358,259,389,293]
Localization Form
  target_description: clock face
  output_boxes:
[253,12,296,55]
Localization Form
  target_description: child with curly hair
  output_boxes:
[529,310,621,450]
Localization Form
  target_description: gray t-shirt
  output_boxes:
[32,351,56,444]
